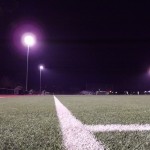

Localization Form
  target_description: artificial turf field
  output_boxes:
[1,95,150,149]
[0,96,63,150]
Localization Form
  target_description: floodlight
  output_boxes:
[22,33,36,47]
[40,65,44,70]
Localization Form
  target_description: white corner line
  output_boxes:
[85,124,150,132]
[54,95,105,150]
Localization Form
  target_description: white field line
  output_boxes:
[54,96,105,150]
[85,124,150,132]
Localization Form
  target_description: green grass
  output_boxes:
[58,95,150,149]
[1,95,150,149]
[0,96,63,150]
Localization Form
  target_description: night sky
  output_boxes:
[1,1,150,92]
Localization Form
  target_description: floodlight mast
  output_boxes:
[26,44,29,91]
[39,65,44,94]
[23,33,36,92]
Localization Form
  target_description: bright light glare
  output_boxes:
[24,36,34,46]
[22,33,36,46]
[39,65,44,70]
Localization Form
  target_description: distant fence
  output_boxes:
[0,88,14,94]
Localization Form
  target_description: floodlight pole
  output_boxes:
[26,45,30,92]
[40,68,42,93]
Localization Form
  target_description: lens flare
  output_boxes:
[22,33,36,47]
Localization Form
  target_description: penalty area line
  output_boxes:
[54,96,105,150]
